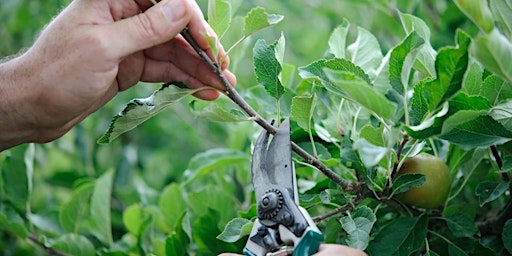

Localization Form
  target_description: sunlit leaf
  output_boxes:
[409,30,471,125]
[195,98,248,122]
[490,99,512,131]
[398,12,436,76]
[98,83,206,144]
[440,112,512,148]
[471,29,512,84]
[208,0,231,39]
[291,94,316,131]
[347,26,383,78]
[50,234,95,256]
[490,0,512,39]
[59,182,94,233]
[243,7,284,36]
[454,0,494,33]
[340,206,376,250]
[466,74,512,106]
[159,183,187,230]
[217,218,253,243]
[328,20,350,59]
[253,37,285,99]
[389,31,424,95]
[353,139,389,168]
[183,148,250,185]
[123,204,143,235]
[324,69,397,121]
[88,170,114,245]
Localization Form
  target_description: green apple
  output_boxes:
[395,153,451,209]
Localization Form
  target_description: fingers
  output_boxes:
[140,57,236,101]
[101,0,192,59]
[314,244,368,256]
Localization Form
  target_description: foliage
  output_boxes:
[1,0,512,255]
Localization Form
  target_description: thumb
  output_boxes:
[103,0,191,58]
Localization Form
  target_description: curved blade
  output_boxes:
[251,118,295,201]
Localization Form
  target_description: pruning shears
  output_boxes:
[244,118,324,256]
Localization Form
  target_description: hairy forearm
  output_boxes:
[0,55,39,151]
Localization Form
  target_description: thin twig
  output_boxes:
[28,233,69,256]
[180,28,357,191]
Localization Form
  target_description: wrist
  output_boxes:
[0,55,40,151]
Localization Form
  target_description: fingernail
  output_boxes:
[162,0,187,23]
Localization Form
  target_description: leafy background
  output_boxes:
[1,0,512,255]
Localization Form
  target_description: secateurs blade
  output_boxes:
[244,118,323,256]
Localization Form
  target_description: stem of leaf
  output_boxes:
[180,28,357,191]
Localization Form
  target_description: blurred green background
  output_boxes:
[0,0,474,254]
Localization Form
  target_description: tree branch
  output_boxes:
[180,28,357,191]
[28,233,69,256]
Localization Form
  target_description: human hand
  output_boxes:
[0,0,235,150]
[218,244,367,256]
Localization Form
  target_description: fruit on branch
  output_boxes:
[395,153,451,209]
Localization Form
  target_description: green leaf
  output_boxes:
[443,204,480,238]
[1,145,30,212]
[299,58,372,86]
[340,206,376,250]
[59,182,94,233]
[409,30,471,125]
[217,218,253,243]
[389,31,425,95]
[324,69,397,121]
[392,173,425,195]
[50,234,95,256]
[353,138,389,168]
[503,219,512,254]
[195,98,248,122]
[98,83,205,144]
[28,211,65,237]
[253,37,285,100]
[347,26,383,78]
[440,112,512,148]
[471,29,512,84]
[123,204,143,235]
[490,99,512,131]
[208,0,231,39]
[243,7,284,36]
[291,94,316,131]
[359,125,385,147]
[159,183,187,230]
[184,148,250,185]
[466,74,512,105]
[88,170,114,245]
[490,0,512,39]
[165,212,190,256]
[328,20,350,59]
[367,214,428,256]
[475,181,510,206]
[398,12,436,76]
[192,209,238,254]
[0,203,28,238]
[454,0,494,33]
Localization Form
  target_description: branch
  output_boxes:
[28,233,69,256]
[180,28,357,191]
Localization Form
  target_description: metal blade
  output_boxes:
[251,118,295,202]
